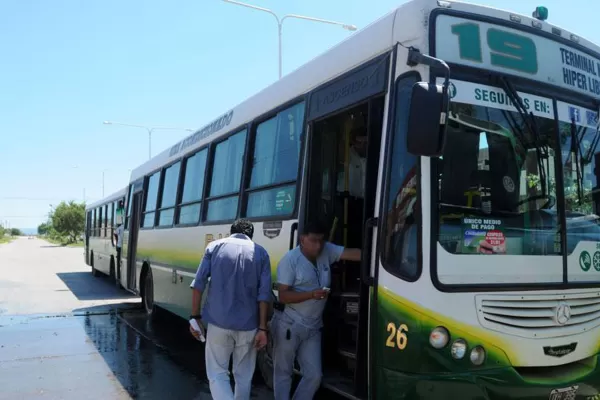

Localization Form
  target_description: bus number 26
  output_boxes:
[386,322,408,350]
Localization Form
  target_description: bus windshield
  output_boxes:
[558,103,600,255]
[437,92,560,258]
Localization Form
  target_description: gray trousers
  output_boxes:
[272,313,322,400]
[205,323,258,400]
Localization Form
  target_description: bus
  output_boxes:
[85,187,127,284]
[115,0,600,398]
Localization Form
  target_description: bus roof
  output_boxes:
[86,187,128,211]
[128,0,600,183]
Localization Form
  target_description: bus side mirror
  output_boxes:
[406,82,449,157]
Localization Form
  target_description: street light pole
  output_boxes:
[222,0,357,79]
[102,122,194,160]
[147,128,152,160]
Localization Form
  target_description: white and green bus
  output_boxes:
[85,188,127,283]
[113,0,600,398]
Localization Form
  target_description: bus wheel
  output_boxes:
[91,255,100,277]
[109,260,116,281]
[143,268,155,316]
[257,322,274,389]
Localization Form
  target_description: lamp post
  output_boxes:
[222,0,357,79]
[102,122,194,159]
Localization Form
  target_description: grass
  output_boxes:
[44,236,84,247]
[0,236,14,244]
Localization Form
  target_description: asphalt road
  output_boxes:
[0,237,340,400]
[0,237,265,399]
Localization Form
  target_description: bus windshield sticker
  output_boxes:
[438,79,554,119]
[275,189,294,213]
[461,217,506,255]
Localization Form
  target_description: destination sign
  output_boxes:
[435,15,600,100]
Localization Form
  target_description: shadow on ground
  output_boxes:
[56,272,137,301]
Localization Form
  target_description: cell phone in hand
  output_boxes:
[322,287,331,292]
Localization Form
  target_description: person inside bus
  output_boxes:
[336,125,367,251]
[336,126,367,199]
[189,219,271,400]
[272,221,361,400]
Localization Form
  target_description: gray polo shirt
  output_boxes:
[276,242,344,329]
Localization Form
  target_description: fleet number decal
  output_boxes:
[451,22,538,74]
[385,322,408,350]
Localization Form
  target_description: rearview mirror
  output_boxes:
[406,82,449,157]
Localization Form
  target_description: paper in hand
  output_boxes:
[189,319,206,342]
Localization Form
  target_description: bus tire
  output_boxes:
[109,259,116,281]
[257,322,274,389]
[91,253,100,277]
[142,268,155,317]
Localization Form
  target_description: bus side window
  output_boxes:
[205,129,247,222]
[245,102,305,218]
[142,171,161,228]
[157,161,181,227]
[177,149,207,225]
[381,74,420,281]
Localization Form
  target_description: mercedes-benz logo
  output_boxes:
[554,302,572,326]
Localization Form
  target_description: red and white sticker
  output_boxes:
[485,230,505,247]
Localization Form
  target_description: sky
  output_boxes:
[0,0,597,230]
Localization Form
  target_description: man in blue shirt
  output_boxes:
[272,221,361,400]
[190,219,272,400]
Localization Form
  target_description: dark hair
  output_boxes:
[302,221,327,236]
[231,218,254,239]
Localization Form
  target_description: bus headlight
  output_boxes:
[429,326,450,349]
[470,346,486,366]
[450,339,467,359]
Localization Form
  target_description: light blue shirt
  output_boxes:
[191,233,272,331]
[276,242,344,329]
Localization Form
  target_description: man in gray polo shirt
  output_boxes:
[272,221,361,400]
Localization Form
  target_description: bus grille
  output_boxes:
[475,292,600,339]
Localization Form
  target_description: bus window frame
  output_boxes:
[92,208,96,237]
[140,170,162,230]
[175,146,210,228]
[426,68,599,292]
[109,202,114,233]
[241,96,307,222]
[203,127,249,225]
[155,159,182,229]
[97,206,103,238]
[103,204,108,237]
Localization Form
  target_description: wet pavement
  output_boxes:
[0,238,339,400]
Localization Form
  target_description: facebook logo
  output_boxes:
[586,110,599,126]
[569,106,581,122]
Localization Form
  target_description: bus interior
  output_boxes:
[305,96,385,397]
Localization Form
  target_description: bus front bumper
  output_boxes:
[377,362,600,399]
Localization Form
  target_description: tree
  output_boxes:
[37,222,50,236]
[51,201,85,243]
[10,228,22,236]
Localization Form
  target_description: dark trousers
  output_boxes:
[116,246,121,280]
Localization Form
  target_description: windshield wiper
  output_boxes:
[570,118,585,204]
[569,102,600,205]
[582,102,600,165]
[496,76,548,196]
